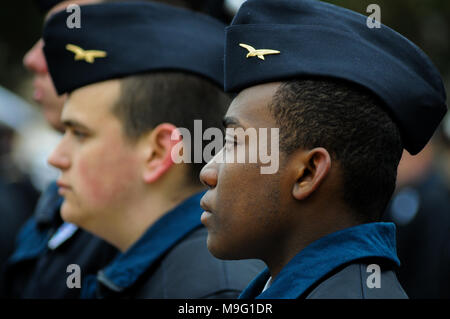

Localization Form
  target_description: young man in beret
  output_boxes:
[200,0,447,299]
[43,1,262,298]
[1,0,118,299]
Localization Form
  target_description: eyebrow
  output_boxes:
[222,116,243,128]
[62,119,91,131]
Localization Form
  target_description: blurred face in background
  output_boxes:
[22,0,101,132]
[23,38,66,132]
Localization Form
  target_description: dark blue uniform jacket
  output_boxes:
[239,222,408,299]
[1,182,118,298]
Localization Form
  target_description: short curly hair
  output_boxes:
[269,78,403,221]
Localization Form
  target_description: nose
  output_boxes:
[47,138,71,171]
[23,39,48,74]
[200,159,218,189]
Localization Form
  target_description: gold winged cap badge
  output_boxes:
[239,43,280,60]
[65,44,107,63]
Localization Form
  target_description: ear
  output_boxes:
[142,123,181,184]
[292,147,331,201]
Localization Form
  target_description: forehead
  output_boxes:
[226,82,281,128]
[62,79,121,123]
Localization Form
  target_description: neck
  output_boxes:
[264,205,360,280]
[97,183,204,252]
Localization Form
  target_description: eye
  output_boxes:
[70,128,88,140]
[224,136,237,150]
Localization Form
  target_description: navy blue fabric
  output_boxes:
[81,191,205,298]
[6,218,51,265]
[224,0,447,155]
[2,181,118,298]
[43,1,226,94]
[34,181,63,228]
[239,222,399,299]
[7,182,62,264]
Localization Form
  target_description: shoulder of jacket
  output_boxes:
[135,227,264,298]
[306,262,408,299]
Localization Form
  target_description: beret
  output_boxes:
[224,0,447,155]
[43,1,226,94]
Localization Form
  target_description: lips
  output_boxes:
[33,88,43,101]
[32,80,44,102]
[200,194,214,226]
[56,180,70,188]
[200,195,213,214]
[56,180,71,195]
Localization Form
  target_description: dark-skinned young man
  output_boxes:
[199,0,447,299]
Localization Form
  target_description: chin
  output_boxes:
[60,201,82,226]
[206,235,245,261]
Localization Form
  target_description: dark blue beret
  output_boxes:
[224,0,447,155]
[43,1,226,94]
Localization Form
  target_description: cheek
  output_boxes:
[39,75,60,98]
[218,163,269,214]
[210,164,280,258]
[75,143,140,207]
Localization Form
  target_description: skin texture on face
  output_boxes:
[47,78,202,252]
[200,82,291,261]
[200,82,349,279]
[22,0,101,132]
[48,79,144,234]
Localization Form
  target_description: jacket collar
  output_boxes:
[35,181,63,228]
[239,222,400,299]
[94,191,205,293]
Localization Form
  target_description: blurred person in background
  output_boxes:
[437,113,450,189]
[0,83,61,282]
[0,89,40,288]
[0,0,118,298]
[385,133,450,298]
